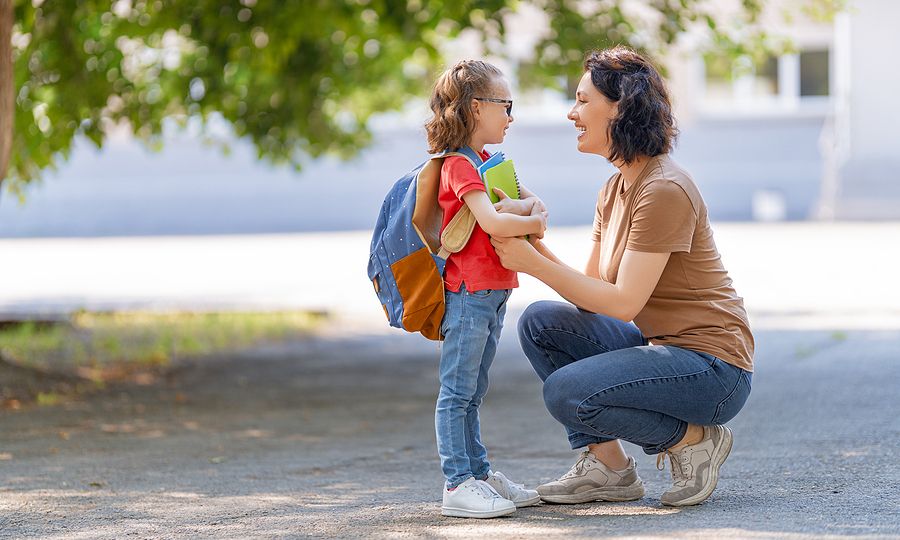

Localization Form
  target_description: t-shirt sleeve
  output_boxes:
[626,181,698,253]
[443,157,485,201]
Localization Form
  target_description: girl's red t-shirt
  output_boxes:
[438,151,518,292]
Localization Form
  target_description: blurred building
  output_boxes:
[662,0,900,220]
[502,0,899,221]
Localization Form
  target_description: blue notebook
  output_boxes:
[477,151,506,179]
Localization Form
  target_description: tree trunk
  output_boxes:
[0,0,12,192]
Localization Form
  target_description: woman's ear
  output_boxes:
[471,98,481,118]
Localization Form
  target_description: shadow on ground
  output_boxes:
[1,312,899,539]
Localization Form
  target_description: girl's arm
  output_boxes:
[462,190,546,238]
[518,184,548,215]
[490,237,670,321]
[492,185,547,217]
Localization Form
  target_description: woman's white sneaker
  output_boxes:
[441,477,516,518]
[485,470,541,507]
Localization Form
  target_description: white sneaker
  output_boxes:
[485,470,541,507]
[441,477,516,518]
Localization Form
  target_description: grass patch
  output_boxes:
[0,311,325,376]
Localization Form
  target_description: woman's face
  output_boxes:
[567,71,617,158]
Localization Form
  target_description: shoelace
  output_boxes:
[470,480,501,500]
[495,472,527,494]
[497,473,525,495]
[560,450,592,480]
[657,450,691,487]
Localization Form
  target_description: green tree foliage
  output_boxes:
[2,0,845,194]
[6,0,511,194]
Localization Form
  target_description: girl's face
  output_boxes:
[471,78,514,146]
[567,71,618,159]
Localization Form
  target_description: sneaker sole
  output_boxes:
[441,505,516,518]
[513,494,542,508]
[662,426,734,507]
[539,480,645,504]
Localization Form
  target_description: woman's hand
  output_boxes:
[490,236,542,273]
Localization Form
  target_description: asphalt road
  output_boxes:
[1,314,898,539]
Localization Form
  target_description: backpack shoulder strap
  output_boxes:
[437,206,476,259]
[436,147,487,259]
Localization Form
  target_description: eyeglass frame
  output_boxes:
[474,97,513,116]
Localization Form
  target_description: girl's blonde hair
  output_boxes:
[425,60,504,154]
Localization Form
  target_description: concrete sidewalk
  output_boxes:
[2,222,900,330]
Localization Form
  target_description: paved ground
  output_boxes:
[1,317,899,538]
[2,223,900,538]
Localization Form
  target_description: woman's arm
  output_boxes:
[491,237,670,321]
[529,237,568,268]
[584,241,601,279]
[462,190,547,238]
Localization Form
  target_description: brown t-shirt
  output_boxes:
[592,155,754,371]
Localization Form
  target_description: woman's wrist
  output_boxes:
[527,248,555,279]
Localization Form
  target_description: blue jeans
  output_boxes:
[436,285,510,488]
[518,301,752,455]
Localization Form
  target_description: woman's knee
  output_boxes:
[517,300,569,347]
[711,370,752,424]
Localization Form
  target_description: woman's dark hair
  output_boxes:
[584,46,678,164]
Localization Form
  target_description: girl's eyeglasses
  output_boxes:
[475,97,513,117]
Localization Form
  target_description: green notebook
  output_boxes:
[482,159,521,204]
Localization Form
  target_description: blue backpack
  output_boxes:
[367,147,485,340]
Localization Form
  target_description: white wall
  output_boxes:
[829,0,900,218]
[846,0,900,160]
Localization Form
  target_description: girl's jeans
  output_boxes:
[518,301,752,455]
[436,285,510,489]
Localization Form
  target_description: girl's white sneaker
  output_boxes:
[441,477,516,518]
[486,470,541,507]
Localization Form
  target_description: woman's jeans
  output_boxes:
[518,301,752,455]
[436,285,511,488]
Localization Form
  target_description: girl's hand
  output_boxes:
[530,206,548,239]
[492,188,532,216]
[527,196,548,218]
[518,184,548,219]
[490,236,541,273]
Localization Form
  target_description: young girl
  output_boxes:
[424,60,548,518]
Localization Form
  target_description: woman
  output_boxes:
[491,46,754,507]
